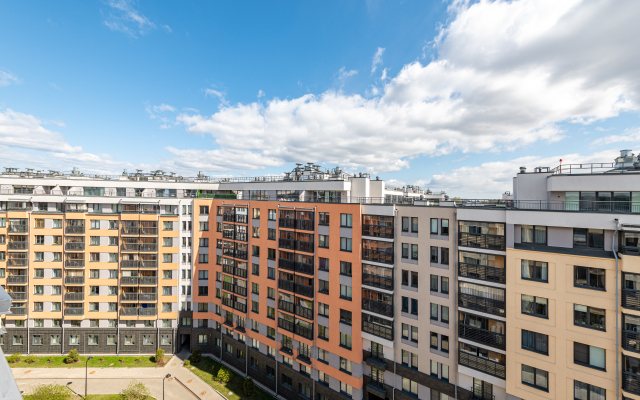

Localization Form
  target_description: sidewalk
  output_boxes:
[12,353,226,400]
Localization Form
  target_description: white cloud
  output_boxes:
[145,103,177,120]
[204,88,229,107]
[591,127,640,146]
[371,47,385,74]
[103,0,167,38]
[0,69,20,86]
[257,90,265,98]
[380,68,388,81]
[419,149,621,198]
[164,147,284,172]
[168,0,640,174]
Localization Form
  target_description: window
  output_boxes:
[402,350,418,368]
[522,260,548,282]
[252,226,260,238]
[252,263,259,276]
[340,333,352,349]
[574,342,606,370]
[319,303,329,317]
[340,237,352,251]
[522,365,548,391]
[319,212,329,225]
[318,235,329,248]
[411,244,418,260]
[340,261,352,276]
[411,217,418,232]
[339,357,352,373]
[574,380,606,400]
[199,238,208,247]
[34,268,44,278]
[282,374,292,389]
[53,219,62,228]
[163,221,173,230]
[521,295,548,318]
[50,334,60,345]
[402,217,409,232]
[198,254,208,263]
[441,219,449,235]
[431,218,438,234]
[34,285,44,295]
[402,378,418,395]
[430,246,438,262]
[340,382,353,397]
[522,329,548,354]
[88,335,98,345]
[441,306,449,323]
[340,309,352,324]
[574,304,605,330]
[32,335,43,345]
[441,247,449,265]
[198,335,208,345]
[441,277,449,294]
[268,228,276,240]
[268,209,277,220]
[340,284,352,299]
[252,245,260,256]
[268,267,275,279]
[268,287,275,299]
[431,303,438,320]
[199,222,209,231]
[35,235,44,244]
[521,225,547,244]
[319,279,329,294]
[340,214,352,227]
[574,228,604,249]
[69,335,79,345]
[402,243,409,258]
[198,286,208,296]
[430,332,438,349]
[318,324,328,340]
[34,252,44,261]
[33,302,43,312]
[575,266,605,290]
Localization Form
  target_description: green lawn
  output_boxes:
[187,357,274,400]
[7,355,163,369]
[24,395,157,400]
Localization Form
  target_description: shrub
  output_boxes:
[120,380,151,400]
[98,355,106,363]
[64,349,80,364]
[25,354,37,364]
[184,360,191,366]
[46,356,54,363]
[243,377,255,396]
[29,383,73,400]
[119,356,125,364]
[217,366,231,383]
[155,348,165,364]
[135,356,142,363]
[7,353,21,363]
[190,348,202,363]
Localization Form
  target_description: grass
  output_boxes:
[187,357,274,400]
[24,396,157,400]
[7,355,163,369]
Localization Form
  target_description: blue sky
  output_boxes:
[1,0,639,197]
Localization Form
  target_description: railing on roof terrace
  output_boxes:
[550,162,615,175]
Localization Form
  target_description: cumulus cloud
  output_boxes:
[166,0,640,174]
[0,69,20,86]
[257,90,265,98]
[371,47,385,74]
[419,149,621,197]
[103,0,168,38]
[591,127,640,146]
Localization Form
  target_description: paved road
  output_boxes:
[12,353,225,400]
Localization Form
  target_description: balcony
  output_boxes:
[458,351,506,380]
[366,375,387,395]
[65,276,85,284]
[65,292,84,301]
[139,308,157,316]
[140,260,157,268]
[121,243,140,252]
[121,277,138,285]
[459,293,506,317]
[278,258,295,272]
[222,297,247,313]
[8,292,27,300]
[7,258,28,267]
[296,305,313,320]
[121,307,138,316]
[458,232,505,251]
[624,372,640,396]
[8,241,27,250]
[222,264,248,278]
[8,225,28,233]
[64,307,84,316]
[65,242,85,251]
[140,244,158,252]
[365,349,387,370]
[65,260,85,268]
[297,346,311,363]
[279,299,295,314]
[121,227,140,235]
[295,324,313,340]
[362,225,394,239]
[10,307,27,315]
[623,331,640,353]
[362,298,394,318]
[362,320,393,341]
[623,289,640,310]
[279,218,295,229]
[7,275,28,284]
[121,260,140,268]
[280,339,293,354]
[278,318,294,333]
[121,293,138,301]
[458,262,506,284]
[362,249,394,265]
[139,277,157,285]
[140,227,158,235]
[65,226,85,234]
[459,323,506,350]
[295,261,314,275]
[223,281,247,297]
[362,273,394,291]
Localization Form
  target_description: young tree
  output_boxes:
[64,349,80,364]
[29,383,73,400]
[243,377,255,396]
[217,366,231,383]
[120,380,151,400]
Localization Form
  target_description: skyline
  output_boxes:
[1,0,640,197]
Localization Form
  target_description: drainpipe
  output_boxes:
[453,210,458,400]
[392,206,398,400]
[613,219,620,400]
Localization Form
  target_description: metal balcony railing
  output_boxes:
[140,260,157,268]
[297,346,311,363]
[121,227,140,235]
[459,293,506,317]
[65,292,84,301]
[120,277,138,285]
[623,331,640,353]
[121,307,138,316]
[8,241,27,250]
[458,262,506,284]
[458,232,506,251]
[623,289,640,310]
[458,351,506,380]
[278,258,295,271]
[65,260,85,268]
[121,293,138,301]
[121,260,140,268]
[65,242,85,251]
[10,307,27,315]
[362,249,394,265]
[140,227,158,235]
[65,226,85,234]
[362,298,394,318]
[366,349,386,367]
[139,277,157,285]
[140,244,157,252]
[295,324,313,339]
[278,318,294,333]
[7,258,28,267]
[65,276,85,284]
[223,281,247,297]
[121,243,140,252]
[296,305,313,320]
[280,339,293,354]
[362,273,394,290]
[459,323,506,350]
[64,307,84,316]
[221,297,247,313]
[9,225,28,233]
[362,224,394,239]
[139,308,157,316]
[295,261,314,275]
[623,372,640,396]
[7,275,28,283]
[222,264,248,278]
[362,321,393,341]
[279,299,295,314]
[8,292,27,300]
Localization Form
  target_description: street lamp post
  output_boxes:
[85,356,93,398]
[163,374,171,400]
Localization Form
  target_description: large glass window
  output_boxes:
[521,365,548,391]
[574,304,605,331]
[574,342,606,370]
[522,329,548,354]
[521,295,548,318]
[573,228,604,249]
[574,380,606,400]
[521,260,548,282]
[521,225,547,244]
[574,266,605,290]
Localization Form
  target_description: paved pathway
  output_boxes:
[12,352,226,400]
